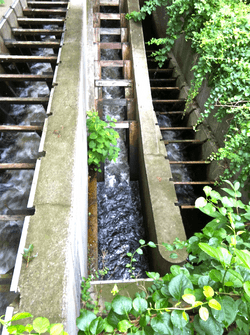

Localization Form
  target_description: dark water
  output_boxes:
[97,17,150,280]
[98,181,149,280]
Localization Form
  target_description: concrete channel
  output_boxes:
[0,0,222,332]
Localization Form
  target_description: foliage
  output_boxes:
[126,0,250,187]
[0,313,68,335]
[77,181,250,334]
[86,110,120,172]
[22,244,38,267]
[126,239,157,278]
[0,0,4,4]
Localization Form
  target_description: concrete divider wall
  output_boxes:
[127,0,187,275]
[2,0,92,333]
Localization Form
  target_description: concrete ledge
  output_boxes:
[127,0,187,275]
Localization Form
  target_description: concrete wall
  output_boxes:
[127,0,187,276]
[1,0,92,332]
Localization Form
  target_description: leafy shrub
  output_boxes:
[77,181,250,334]
[87,110,120,172]
[0,313,68,334]
[126,0,250,187]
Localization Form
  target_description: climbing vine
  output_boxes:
[126,0,250,187]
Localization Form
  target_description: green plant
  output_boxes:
[86,110,120,172]
[126,239,156,278]
[0,313,68,334]
[126,0,250,187]
[22,244,37,267]
[76,181,250,334]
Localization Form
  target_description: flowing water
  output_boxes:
[0,40,53,274]
[97,26,149,280]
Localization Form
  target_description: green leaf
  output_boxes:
[171,310,188,330]
[107,310,125,328]
[243,281,250,297]
[235,249,250,269]
[76,310,96,331]
[199,314,224,335]
[33,317,50,333]
[89,133,98,139]
[211,296,237,327]
[139,239,146,245]
[112,295,132,315]
[208,299,221,310]
[25,324,33,333]
[117,320,132,332]
[146,272,160,280]
[89,317,104,335]
[147,241,157,248]
[155,298,169,309]
[198,243,219,260]
[139,315,150,328]
[7,325,26,334]
[89,140,96,149]
[209,269,222,282]
[133,297,148,313]
[150,312,173,335]
[103,318,114,333]
[182,294,196,305]
[203,286,214,298]
[50,324,64,335]
[169,274,193,301]
[136,248,143,255]
[11,313,33,322]
[199,307,209,321]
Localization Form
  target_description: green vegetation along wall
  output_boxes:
[127,0,250,190]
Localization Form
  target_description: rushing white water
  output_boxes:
[0,44,52,274]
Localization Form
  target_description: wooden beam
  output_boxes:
[0,74,53,82]
[0,125,43,132]
[4,40,60,48]
[0,97,49,105]
[0,55,58,63]
[0,163,36,170]
[12,28,64,36]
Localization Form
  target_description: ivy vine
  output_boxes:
[126,0,250,187]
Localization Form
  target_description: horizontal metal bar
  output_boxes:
[149,69,173,73]
[180,205,196,209]
[27,1,69,6]
[23,8,67,15]
[169,161,210,164]
[95,79,132,87]
[151,87,180,91]
[0,74,53,81]
[0,97,49,105]
[164,139,201,144]
[0,125,43,132]
[12,28,64,36]
[17,18,65,25]
[5,40,60,48]
[156,111,185,115]
[160,127,193,130]
[0,163,36,170]
[150,78,176,82]
[153,99,186,103]
[0,54,57,63]
[173,181,215,185]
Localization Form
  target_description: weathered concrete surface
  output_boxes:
[127,0,187,276]
[12,0,91,332]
